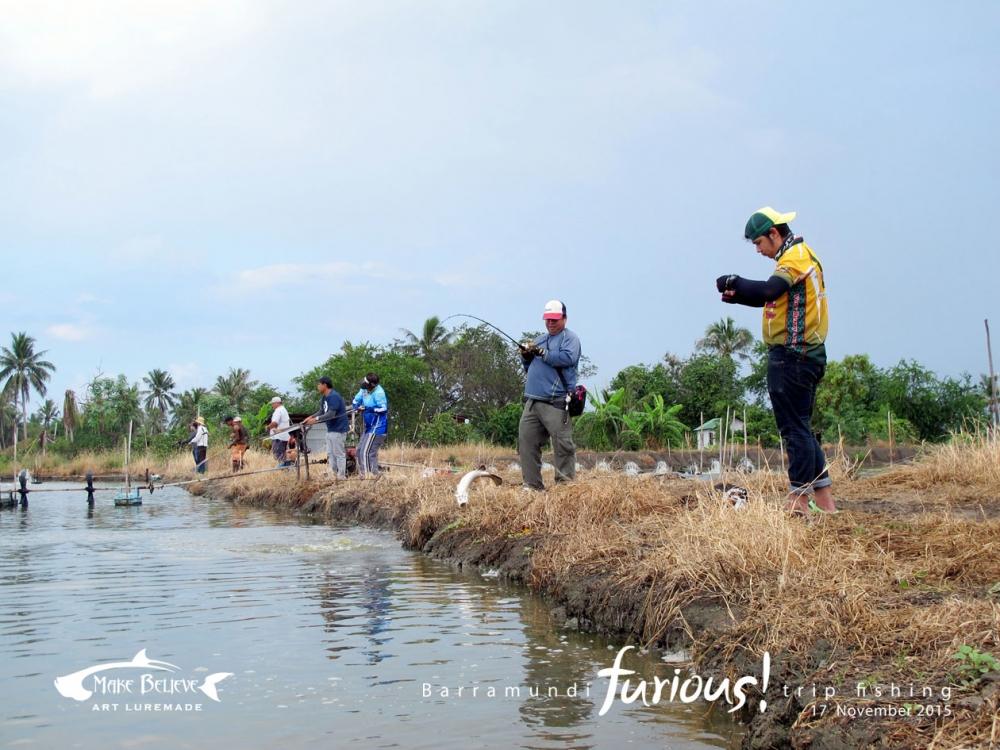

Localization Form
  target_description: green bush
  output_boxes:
[473,403,522,447]
[415,413,473,446]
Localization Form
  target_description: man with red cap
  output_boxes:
[517,299,581,491]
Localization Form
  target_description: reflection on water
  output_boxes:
[0,484,739,749]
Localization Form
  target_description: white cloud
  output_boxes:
[0,0,266,98]
[226,261,405,295]
[46,322,96,342]
[167,362,202,388]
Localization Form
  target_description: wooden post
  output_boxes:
[302,425,311,481]
[743,407,748,462]
[887,410,894,467]
[987,319,999,428]
[779,435,786,476]
[295,432,302,480]
[698,410,704,472]
[719,409,727,471]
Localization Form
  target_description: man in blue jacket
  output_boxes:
[304,376,349,479]
[518,299,581,490]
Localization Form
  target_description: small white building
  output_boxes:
[694,417,745,450]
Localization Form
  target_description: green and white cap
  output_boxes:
[744,206,796,240]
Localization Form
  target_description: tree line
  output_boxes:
[0,318,991,464]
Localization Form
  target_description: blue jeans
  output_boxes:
[767,345,831,495]
[193,446,207,474]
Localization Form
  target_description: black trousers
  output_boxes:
[767,345,831,494]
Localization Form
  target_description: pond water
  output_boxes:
[0,483,740,749]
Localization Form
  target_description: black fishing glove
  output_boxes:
[716,274,738,293]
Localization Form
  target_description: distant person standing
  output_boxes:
[352,373,388,478]
[716,207,835,515]
[189,416,209,474]
[304,376,349,480]
[225,415,249,473]
[518,299,581,491]
[267,396,292,466]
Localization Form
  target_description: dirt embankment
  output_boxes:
[193,450,1000,750]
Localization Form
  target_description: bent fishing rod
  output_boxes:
[440,314,522,347]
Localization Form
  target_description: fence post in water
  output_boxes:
[18,472,28,508]
[85,472,95,507]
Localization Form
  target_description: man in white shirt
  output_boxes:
[189,416,209,474]
[267,396,292,465]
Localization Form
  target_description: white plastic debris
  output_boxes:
[623,461,640,476]
[596,460,611,472]
[653,461,670,476]
[455,470,503,506]
[723,486,749,510]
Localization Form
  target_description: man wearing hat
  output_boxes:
[267,396,292,465]
[304,377,349,479]
[189,416,209,474]
[716,207,835,514]
[517,299,582,491]
[224,415,250,473]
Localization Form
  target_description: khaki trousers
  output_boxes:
[518,399,576,490]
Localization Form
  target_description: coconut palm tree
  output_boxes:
[63,389,79,443]
[0,387,17,450]
[0,332,56,440]
[142,369,177,433]
[214,368,258,412]
[400,316,454,405]
[173,387,208,428]
[36,399,60,456]
[697,317,755,361]
[400,316,453,359]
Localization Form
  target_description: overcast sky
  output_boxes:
[2,1,998,406]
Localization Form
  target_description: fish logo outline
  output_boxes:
[53,649,180,701]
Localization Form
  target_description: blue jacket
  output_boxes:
[352,385,388,435]
[523,328,581,401]
[320,390,348,433]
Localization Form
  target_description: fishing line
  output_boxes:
[440,314,522,347]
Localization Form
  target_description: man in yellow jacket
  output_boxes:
[716,207,835,514]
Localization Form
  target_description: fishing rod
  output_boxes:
[264,406,360,441]
[441,314,522,347]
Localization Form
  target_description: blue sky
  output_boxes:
[2,1,998,407]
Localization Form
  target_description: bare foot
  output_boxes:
[813,486,837,513]
[785,493,810,515]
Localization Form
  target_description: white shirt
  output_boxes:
[271,405,291,441]
[190,424,208,448]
